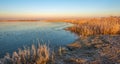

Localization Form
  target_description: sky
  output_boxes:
[0,0,120,19]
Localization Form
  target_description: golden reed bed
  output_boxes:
[64,16,120,36]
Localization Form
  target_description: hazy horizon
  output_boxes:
[0,0,120,19]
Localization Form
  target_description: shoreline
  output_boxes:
[59,19,120,63]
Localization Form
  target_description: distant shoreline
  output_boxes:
[0,20,41,22]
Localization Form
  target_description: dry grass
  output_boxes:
[64,16,120,64]
[66,16,120,36]
[0,44,50,64]
[0,16,120,64]
[66,35,120,64]
[97,36,120,63]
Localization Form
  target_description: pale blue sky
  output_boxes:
[0,0,120,19]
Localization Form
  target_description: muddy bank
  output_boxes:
[55,35,120,64]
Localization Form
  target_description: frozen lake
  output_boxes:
[0,21,78,58]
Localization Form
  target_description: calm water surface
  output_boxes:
[0,21,78,58]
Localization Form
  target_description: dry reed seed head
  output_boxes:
[36,44,50,64]
[31,44,36,57]
[12,52,19,58]
[58,46,62,56]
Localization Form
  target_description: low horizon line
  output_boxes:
[0,15,120,20]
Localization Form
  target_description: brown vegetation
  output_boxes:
[66,35,120,64]
[66,16,120,36]
[0,44,49,64]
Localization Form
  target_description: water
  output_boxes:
[0,21,78,58]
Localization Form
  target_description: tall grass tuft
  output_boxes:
[0,44,50,64]
[36,44,49,64]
